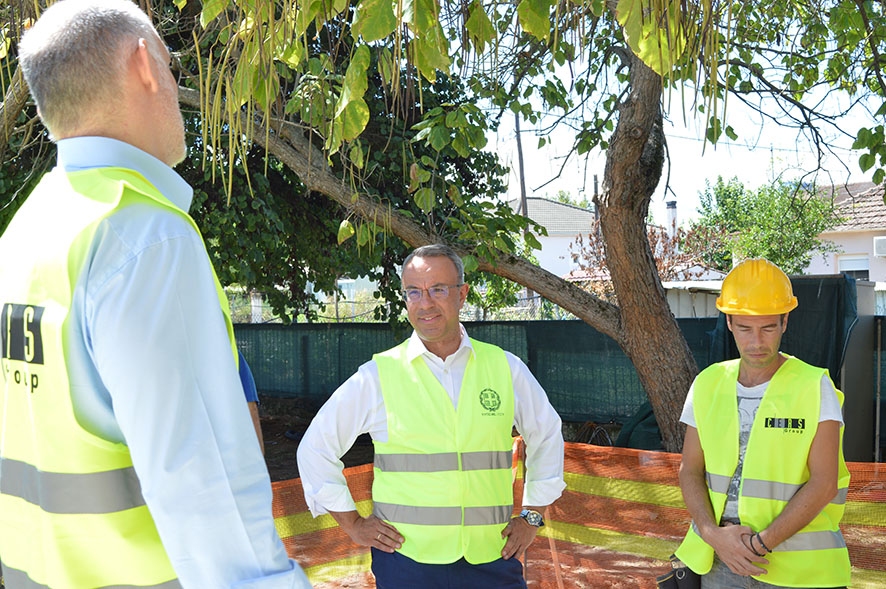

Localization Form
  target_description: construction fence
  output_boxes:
[236,318,718,424]
[272,441,886,588]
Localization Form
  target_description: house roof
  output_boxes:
[821,182,886,232]
[507,197,596,235]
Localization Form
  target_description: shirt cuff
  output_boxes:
[306,483,357,517]
[231,559,312,588]
[522,477,567,507]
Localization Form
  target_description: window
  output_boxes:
[837,254,870,281]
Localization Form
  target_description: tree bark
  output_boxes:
[597,50,697,452]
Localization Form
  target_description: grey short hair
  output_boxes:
[402,244,465,284]
[18,0,159,139]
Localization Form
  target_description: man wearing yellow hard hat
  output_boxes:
[674,259,850,588]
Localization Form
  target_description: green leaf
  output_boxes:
[525,232,542,250]
[414,187,435,212]
[352,0,397,42]
[451,134,470,157]
[337,219,356,244]
[410,35,450,82]
[873,168,885,185]
[860,153,876,172]
[465,1,495,52]
[253,70,280,113]
[200,0,229,27]
[429,126,450,151]
[356,223,371,247]
[517,0,553,41]
[327,46,372,154]
[173,0,186,9]
[462,254,479,273]
[616,0,687,76]
[350,141,365,169]
[447,184,463,206]
[278,42,306,68]
[378,47,394,87]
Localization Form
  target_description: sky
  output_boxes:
[488,88,875,228]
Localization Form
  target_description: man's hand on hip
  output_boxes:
[330,511,403,553]
[501,516,539,560]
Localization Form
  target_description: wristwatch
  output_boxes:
[519,509,545,527]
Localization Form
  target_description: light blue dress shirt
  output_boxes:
[56,137,311,588]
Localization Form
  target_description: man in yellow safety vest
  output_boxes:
[0,1,309,586]
[297,244,566,587]
[675,258,850,588]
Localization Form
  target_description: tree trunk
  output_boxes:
[597,50,697,452]
[177,84,695,450]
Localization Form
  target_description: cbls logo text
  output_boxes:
[764,417,806,434]
[2,303,45,393]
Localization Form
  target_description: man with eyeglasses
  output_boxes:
[297,244,565,588]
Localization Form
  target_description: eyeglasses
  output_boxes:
[402,284,463,303]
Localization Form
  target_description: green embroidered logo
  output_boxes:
[479,388,501,412]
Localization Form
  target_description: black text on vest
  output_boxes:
[2,303,45,394]
[764,417,806,430]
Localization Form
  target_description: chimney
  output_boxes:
[666,200,677,239]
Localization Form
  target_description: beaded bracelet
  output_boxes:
[748,534,765,557]
[755,532,772,554]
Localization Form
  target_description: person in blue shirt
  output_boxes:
[239,349,266,454]
[0,1,310,586]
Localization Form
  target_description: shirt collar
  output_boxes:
[406,324,476,363]
[56,136,193,211]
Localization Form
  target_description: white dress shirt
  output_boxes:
[297,326,566,516]
[55,137,311,588]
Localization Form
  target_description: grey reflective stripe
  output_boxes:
[742,479,850,505]
[373,502,512,526]
[1,564,181,588]
[460,451,512,471]
[464,504,513,526]
[705,472,731,494]
[742,479,802,502]
[775,530,846,552]
[831,487,849,505]
[374,453,458,472]
[374,502,462,525]
[0,456,145,514]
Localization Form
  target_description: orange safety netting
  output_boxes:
[272,442,886,588]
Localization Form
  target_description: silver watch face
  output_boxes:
[521,510,543,526]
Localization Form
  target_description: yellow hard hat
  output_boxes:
[716,258,798,315]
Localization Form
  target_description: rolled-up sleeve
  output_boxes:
[508,353,566,507]
[88,216,310,588]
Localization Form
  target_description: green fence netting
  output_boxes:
[235,319,718,423]
[236,276,863,426]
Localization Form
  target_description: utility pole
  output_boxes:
[515,113,528,222]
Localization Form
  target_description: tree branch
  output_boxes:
[177,85,625,344]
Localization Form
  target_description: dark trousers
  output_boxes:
[370,547,527,589]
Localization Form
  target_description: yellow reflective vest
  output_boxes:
[0,167,235,588]
[675,357,851,588]
[372,339,515,565]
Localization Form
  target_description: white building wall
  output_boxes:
[806,230,886,281]
[535,234,582,278]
